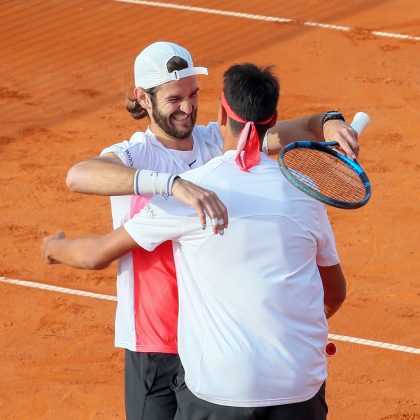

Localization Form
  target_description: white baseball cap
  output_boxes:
[134,41,208,89]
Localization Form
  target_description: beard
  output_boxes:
[152,106,198,139]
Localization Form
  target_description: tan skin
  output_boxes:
[43,104,346,318]
[135,77,198,151]
[319,264,347,318]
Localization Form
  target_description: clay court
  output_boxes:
[0,1,419,419]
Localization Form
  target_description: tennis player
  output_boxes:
[44,62,346,419]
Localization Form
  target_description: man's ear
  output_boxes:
[135,88,150,109]
[218,103,228,127]
[269,110,278,128]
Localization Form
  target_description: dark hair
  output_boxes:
[126,56,190,119]
[223,63,279,138]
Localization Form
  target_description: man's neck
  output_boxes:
[222,132,238,153]
[149,124,193,151]
[222,132,264,154]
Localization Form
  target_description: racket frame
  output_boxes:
[278,141,371,209]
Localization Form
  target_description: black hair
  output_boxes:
[223,63,279,138]
[126,56,189,119]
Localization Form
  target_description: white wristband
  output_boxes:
[261,130,269,155]
[134,169,179,196]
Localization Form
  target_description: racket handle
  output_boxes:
[350,112,370,134]
[325,341,337,357]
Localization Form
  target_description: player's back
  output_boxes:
[175,151,339,407]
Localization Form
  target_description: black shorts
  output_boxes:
[125,350,180,420]
[172,364,328,420]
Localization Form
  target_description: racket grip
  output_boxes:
[325,341,337,357]
[350,112,370,134]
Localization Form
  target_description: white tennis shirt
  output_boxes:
[101,122,223,352]
[124,150,340,407]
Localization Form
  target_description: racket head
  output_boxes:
[278,141,371,209]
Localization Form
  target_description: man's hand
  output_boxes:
[323,119,359,159]
[172,179,228,235]
[42,231,65,264]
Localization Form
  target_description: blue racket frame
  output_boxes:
[278,141,371,209]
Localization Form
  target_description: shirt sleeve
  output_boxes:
[100,132,149,168]
[123,196,188,251]
[316,207,340,266]
[100,140,132,166]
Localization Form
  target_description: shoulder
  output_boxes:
[100,130,147,154]
[180,155,226,184]
[100,131,160,168]
[193,122,223,145]
[101,131,148,153]
[193,121,220,134]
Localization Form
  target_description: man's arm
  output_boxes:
[66,153,136,196]
[66,153,227,233]
[42,229,137,270]
[318,264,347,319]
[42,193,187,268]
[266,113,359,159]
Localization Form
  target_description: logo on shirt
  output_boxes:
[125,149,134,167]
[188,159,197,168]
[142,203,157,219]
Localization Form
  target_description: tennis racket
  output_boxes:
[278,112,371,209]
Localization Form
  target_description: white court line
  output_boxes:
[328,334,420,355]
[115,0,420,42]
[0,276,116,301]
[1,276,419,355]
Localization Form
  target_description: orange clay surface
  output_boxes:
[0,1,419,419]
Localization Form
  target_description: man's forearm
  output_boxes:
[324,300,345,319]
[266,112,359,158]
[319,264,347,319]
[43,235,108,269]
[266,113,324,152]
[66,156,136,196]
[42,228,138,270]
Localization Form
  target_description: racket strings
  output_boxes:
[283,149,366,201]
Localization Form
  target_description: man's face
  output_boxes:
[150,77,199,139]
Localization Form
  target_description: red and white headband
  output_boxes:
[221,92,274,172]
